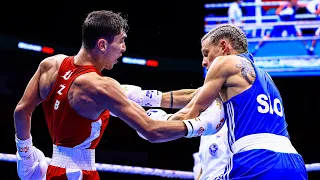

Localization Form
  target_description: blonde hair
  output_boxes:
[201,24,248,53]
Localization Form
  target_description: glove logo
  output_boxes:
[146,109,158,116]
[145,90,153,99]
[144,103,153,107]
[19,146,29,153]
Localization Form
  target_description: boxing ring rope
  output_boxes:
[205,1,312,9]
[241,20,320,27]
[205,14,318,22]
[204,0,320,30]
[254,55,320,60]
[0,153,193,179]
[0,153,319,179]
[205,20,320,30]
[204,20,320,42]
[246,36,320,42]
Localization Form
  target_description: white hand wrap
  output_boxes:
[137,109,172,140]
[15,135,48,180]
[121,84,162,107]
[182,101,225,138]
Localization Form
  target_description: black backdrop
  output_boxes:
[0,1,319,179]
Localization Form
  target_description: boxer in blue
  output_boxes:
[123,23,308,180]
[173,24,307,180]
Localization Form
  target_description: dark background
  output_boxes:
[0,0,319,179]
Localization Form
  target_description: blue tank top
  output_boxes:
[223,53,289,149]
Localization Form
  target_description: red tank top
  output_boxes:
[42,56,110,149]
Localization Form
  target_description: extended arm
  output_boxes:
[113,58,233,139]
[146,94,226,138]
[97,79,188,142]
[121,84,200,109]
[168,90,200,121]
[184,57,231,119]
[161,88,200,109]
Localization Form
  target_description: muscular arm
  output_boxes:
[183,57,234,119]
[96,78,187,143]
[14,65,42,140]
[161,88,200,109]
[168,91,200,121]
[14,55,63,140]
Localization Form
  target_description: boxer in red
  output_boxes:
[13,10,213,180]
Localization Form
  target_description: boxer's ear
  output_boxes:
[219,40,230,55]
[97,38,107,52]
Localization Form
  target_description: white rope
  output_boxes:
[205,1,312,8]
[1,152,320,179]
[306,163,320,172]
[204,14,318,22]
[254,56,320,70]
[204,20,320,39]
[0,153,193,179]
[254,55,320,61]
[205,21,320,34]
[205,20,320,27]
[246,36,320,42]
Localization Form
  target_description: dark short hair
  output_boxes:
[82,10,129,50]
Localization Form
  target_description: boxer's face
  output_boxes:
[99,31,127,70]
[201,38,229,70]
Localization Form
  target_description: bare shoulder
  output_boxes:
[73,73,125,109]
[75,73,122,97]
[76,73,120,89]
[39,54,67,71]
[208,55,240,77]
[38,54,67,100]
